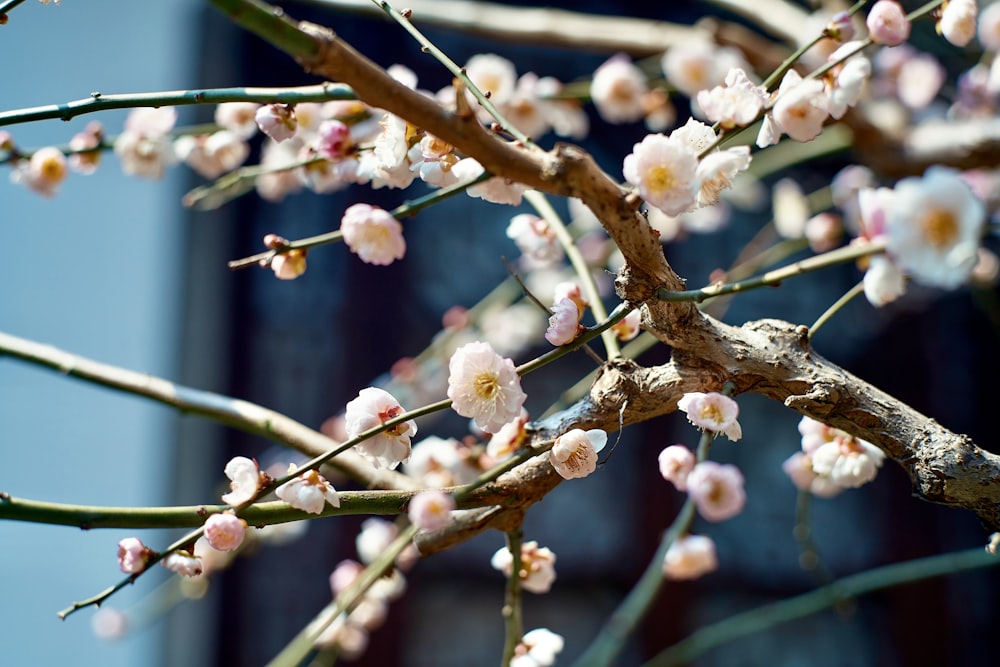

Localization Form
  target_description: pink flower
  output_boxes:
[549,428,608,480]
[611,308,642,342]
[979,1,1000,50]
[658,445,696,491]
[270,249,307,280]
[623,133,699,216]
[68,122,103,175]
[174,130,249,179]
[114,107,178,179]
[203,511,247,552]
[316,119,352,160]
[340,203,406,266]
[866,0,911,46]
[255,104,297,142]
[544,298,582,346]
[686,461,746,522]
[827,11,856,42]
[161,550,203,577]
[344,387,417,469]
[491,541,557,594]
[408,489,456,531]
[18,146,67,197]
[765,70,829,145]
[214,102,261,139]
[663,534,718,580]
[220,456,266,507]
[590,54,648,124]
[676,392,742,441]
[117,537,153,574]
[447,341,527,434]
[275,464,341,514]
[329,559,364,595]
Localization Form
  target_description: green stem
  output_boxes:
[208,0,319,59]
[808,280,865,340]
[644,546,1000,667]
[500,528,525,666]
[656,240,885,304]
[0,84,354,128]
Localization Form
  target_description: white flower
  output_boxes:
[695,67,767,129]
[863,254,907,307]
[491,541,556,594]
[676,392,742,441]
[758,70,829,148]
[174,130,250,179]
[447,341,527,434]
[114,107,178,179]
[686,461,746,522]
[161,551,203,577]
[811,436,886,488]
[404,436,480,487]
[275,464,340,514]
[623,133,699,216]
[510,628,565,667]
[549,428,608,479]
[214,102,261,139]
[826,42,871,120]
[255,104,297,142]
[221,456,265,507]
[590,54,648,124]
[507,213,563,266]
[886,167,985,289]
[17,146,68,197]
[658,444,696,491]
[465,53,518,107]
[344,387,417,470]
[781,451,844,498]
[662,41,749,98]
[340,203,407,266]
[939,0,978,48]
[356,518,397,565]
[663,534,718,580]
[694,146,752,207]
[408,489,455,531]
[979,1,1000,50]
[486,409,530,461]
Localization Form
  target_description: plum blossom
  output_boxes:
[590,54,648,124]
[344,387,417,469]
[221,456,267,507]
[796,416,886,490]
[404,436,480,487]
[611,308,642,342]
[507,213,563,266]
[686,461,746,522]
[978,1,1000,50]
[549,428,608,479]
[662,41,750,99]
[451,157,526,205]
[68,122,103,175]
[270,249,307,280]
[486,409,530,461]
[939,0,977,48]
[510,628,565,667]
[863,254,907,307]
[885,167,985,289]
[663,534,718,580]
[117,537,153,574]
[203,511,247,552]
[356,518,398,565]
[447,341,527,434]
[694,146,752,207]
[825,42,871,120]
[658,444,696,491]
[408,489,455,531]
[174,130,249,179]
[214,102,261,139]
[340,203,406,266]
[623,133,698,216]
[491,541,557,593]
[827,11,856,42]
[255,104,297,142]
[464,53,518,108]
[867,0,911,46]
[161,550,203,577]
[696,68,768,129]
[91,608,128,640]
[759,70,829,147]
[114,107,178,179]
[782,451,845,498]
[275,464,340,514]
[15,146,67,197]
[676,392,742,441]
[545,298,582,346]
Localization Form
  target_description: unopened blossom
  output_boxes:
[91,608,128,640]
[545,298,582,346]
[763,70,829,146]
[676,392,742,441]
[221,455,266,507]
[203,511,247,552]
[867,0,911,46]
[827,10,856,42]
[623,133,698,216]
[174,130,250,179]
[611,308,642,342]
[255,104,297,142]
[510,628,565,667]
[344,387,417,469]
[68,122,103,175]
[804,212,844,253]
[863,254,907,306]
[404,436,480,487]
[939,0,977,48]
[270,249,307,280]
[978,1,1000,50]
[590,54,648,124]
[549,428,608,479]
[447,341,527,434]
[663,534,718,580]
[114,107,178,179]
[329,559,364,596]
[408,489,455,531]
[694,146,752,207]
[340,203,406,266]
[658,444,696,491]
[886,167,985,289]
[117,537,153,574]
[161,550,203,577]
[20,146,67,197]
[686,461,746,522]
[214,102,261,139]
[491,540,557,594]
[696,68,768,129]
[276,464,340,514]
[506,213,563,266]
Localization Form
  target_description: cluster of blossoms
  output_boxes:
[491,540,557,594]
[783,416,886,497]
